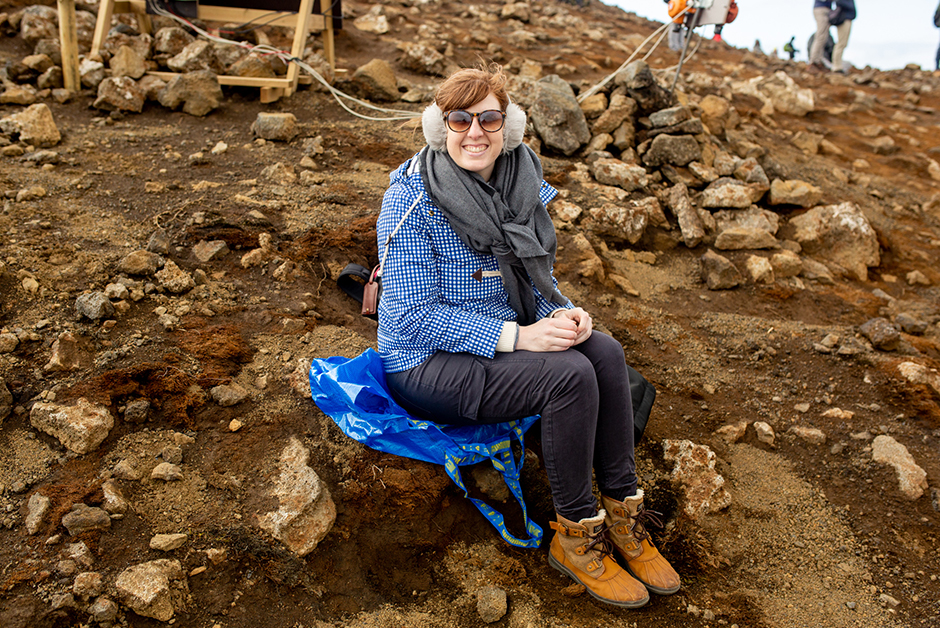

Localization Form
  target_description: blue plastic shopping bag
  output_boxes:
[308,349,543,548]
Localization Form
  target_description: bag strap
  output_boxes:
[337,263,372,304]
[377,194,422,280]
[442,420,543,549]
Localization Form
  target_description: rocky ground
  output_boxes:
[0,1,939,627]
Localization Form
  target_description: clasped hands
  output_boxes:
[516,307,592,352]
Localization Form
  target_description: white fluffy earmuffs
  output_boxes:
[422,101,526,154]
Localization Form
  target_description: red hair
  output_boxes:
[435,66,509,112]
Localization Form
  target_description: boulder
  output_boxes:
[167,40,221,73]
[592,93,637,135]
[251,112,299,142]
[397,42,458,77]
[590,158,647,192]
[257,437,336,556]
[859,318,900,351]
[642,134,700,167]
[872,435,928,500]
[701,178,766,209]
[114,560,186,622]
[768,179,822,208]
[662,439,732,519]
[351,58,400,102]
[589,202,648,244]
[61,504,111,536]
[745,255,775,284]
[666,183,704,248]
[110,45,148,79]
[700,249,742,290]
[158,70,223,117]
[229,53,276,78]
[0,104,61,147]
[153,26,194,58]
[93,76,145,113]
[714,227,779,251]
[789,202,880,281]
[528,76,591,156]
[30,398,114,454]
[614,60,676,115]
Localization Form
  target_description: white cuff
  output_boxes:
[495,321,519,352]
[548,308,570,319]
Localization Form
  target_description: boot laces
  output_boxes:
[630,505,665,542]
[584,522,615,558]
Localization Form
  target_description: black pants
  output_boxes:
[385,331,636,521]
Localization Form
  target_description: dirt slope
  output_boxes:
[0,1,938,627]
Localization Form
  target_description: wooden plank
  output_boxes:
[285,0,315,94]
[57,0,81,90]
[90,0,117,57]
[147,71,291,88]
[196,6,326,30]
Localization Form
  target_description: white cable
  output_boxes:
[148,2,420,122]
[577,5,690,103]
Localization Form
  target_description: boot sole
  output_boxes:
[548,553,650,608]
[623,563,681,596]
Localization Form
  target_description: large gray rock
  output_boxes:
[590,158,647,192]
[109,45,148,79]
[666,183,704,248]
[30,398,114,454]
[352,58,400,102]
[258,437,336,556]
[0,104,61,147]
[589,202,648,244]
[614,60,676,115]
[102,32,153,60]
[93,76,145,113]
[528,76,591,156]
[158,70,223,117]
[153,27,195,58]
[859,317,900,351]
[114,560,185,622]
[75,292,115,321]
[701,178,766,209]
[714,227,780,251]
[61,504,111,536]
[700,249,742,290]
[19,6,58,45]
[592,93,637,135]
[167,40,221,73]
[397,42,458,77]
[118,250,164,275]
[789,202,880,281]
[642,134,700,167]
[251,112,299,142]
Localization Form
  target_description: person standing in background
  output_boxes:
[809,1,855,73]
[828,0,856,74]
[808,0,833,71]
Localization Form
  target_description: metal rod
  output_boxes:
[670,9,701,93]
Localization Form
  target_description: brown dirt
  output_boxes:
[0,1,939,627]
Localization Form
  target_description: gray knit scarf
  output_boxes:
[420,144,566,326]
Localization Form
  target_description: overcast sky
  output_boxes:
[601,1,940,71]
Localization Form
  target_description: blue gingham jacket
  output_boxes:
[376,151,572,373]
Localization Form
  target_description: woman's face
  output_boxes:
[445,92,504,182]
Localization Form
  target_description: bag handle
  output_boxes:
[442,420,543,549]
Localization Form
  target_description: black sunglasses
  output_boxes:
[443,109,506,133]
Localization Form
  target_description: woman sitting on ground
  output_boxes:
[375,65,680,608]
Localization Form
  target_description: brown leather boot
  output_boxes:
[601,490,681,595]
[548,510,649,608]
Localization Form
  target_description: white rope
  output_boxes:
[148,3,420,122]
[577,5,690,103]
